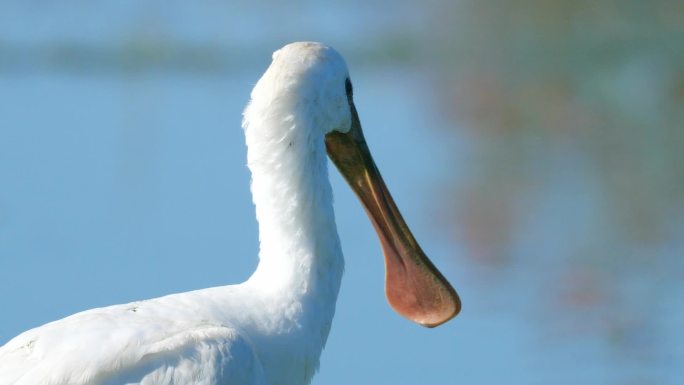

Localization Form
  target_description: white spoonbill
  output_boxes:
[0,42,460,385]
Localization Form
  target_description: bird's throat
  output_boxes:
[244,110,344,331]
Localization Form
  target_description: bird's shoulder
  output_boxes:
[0,296,264,385]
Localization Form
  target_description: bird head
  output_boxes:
[254,42,461,327]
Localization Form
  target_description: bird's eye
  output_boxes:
[345,78,353,100]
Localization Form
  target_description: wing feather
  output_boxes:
[0,303,264,385]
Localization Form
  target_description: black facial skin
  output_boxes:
[345,78,354,105]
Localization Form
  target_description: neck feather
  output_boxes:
[243,99,344,320]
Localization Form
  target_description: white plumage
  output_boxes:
[0,42,459,385]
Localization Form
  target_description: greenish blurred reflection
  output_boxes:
[427,0,684,373]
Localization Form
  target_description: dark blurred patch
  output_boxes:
[0,39,241,75]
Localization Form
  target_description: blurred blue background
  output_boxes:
[1,1,682,384]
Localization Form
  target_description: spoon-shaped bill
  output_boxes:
[325,104,461,327]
